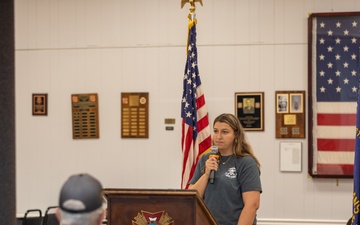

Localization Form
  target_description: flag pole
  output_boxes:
[181,0,203,54]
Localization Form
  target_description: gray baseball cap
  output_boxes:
[59,173,103,213]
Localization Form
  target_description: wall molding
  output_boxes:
[258,218,347,225]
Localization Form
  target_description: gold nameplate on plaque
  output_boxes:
[121,92,149,138]
[165,118,176,124]
[71,93,99,139]
[284,114,296,125]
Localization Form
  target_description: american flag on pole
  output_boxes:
[352,63,360,225]
[181,18,211,189]
[309,13,360,177]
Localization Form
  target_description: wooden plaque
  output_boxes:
[32,93,48,116]
[275,91,305,138]
[121,92,149,138]
[71,93,99,139]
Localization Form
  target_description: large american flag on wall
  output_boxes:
[309,12,360,177]
[181,18,211,189]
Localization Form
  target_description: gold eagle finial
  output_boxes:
[181,0,203,9]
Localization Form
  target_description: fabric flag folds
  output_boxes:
[181,18,211,189]
[352,48,360,225]
[352,83,360,224]
[310,14,360,177]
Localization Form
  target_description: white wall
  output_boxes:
[14,0,360,224]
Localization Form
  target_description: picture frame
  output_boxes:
[235,92,264,131]
[32,93,48,116]
[290,93,303,113]
[276,93,289,113]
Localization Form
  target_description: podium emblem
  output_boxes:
[132,210,174,225]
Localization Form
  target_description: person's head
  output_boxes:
[213,113,260,167]
[56,173,106,225]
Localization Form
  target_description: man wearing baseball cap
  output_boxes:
[56,173,106,225]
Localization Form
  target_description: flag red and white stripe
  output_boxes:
[312,102,355,175]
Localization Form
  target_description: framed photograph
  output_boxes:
[235,92,264,131]
[276,93,289,113]
[32,93,48,116]
[290,93,303,113]
[307,12,360,178]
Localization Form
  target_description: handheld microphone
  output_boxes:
[209,146,219,184]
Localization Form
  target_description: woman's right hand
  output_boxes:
[204,156,218,176]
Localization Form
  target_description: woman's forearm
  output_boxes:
[188,173,209,197]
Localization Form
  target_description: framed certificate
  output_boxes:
[280,142,302,172]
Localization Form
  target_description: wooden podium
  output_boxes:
[103,189,218,225]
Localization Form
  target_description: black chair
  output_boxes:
[17,217,23,225]
[22,209,42,225]
[42,206,59,225]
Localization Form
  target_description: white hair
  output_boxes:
[59,203,106,225]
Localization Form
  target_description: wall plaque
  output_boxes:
[121,92,149,138]
[32,93,48,116]
[275,91,305,138]
[235,92,264,131]
[71,93,99,139]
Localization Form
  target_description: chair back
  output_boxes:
[42,206,59,225]
[22,209,42,225]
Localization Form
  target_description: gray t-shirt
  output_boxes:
[189,153,262,225]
